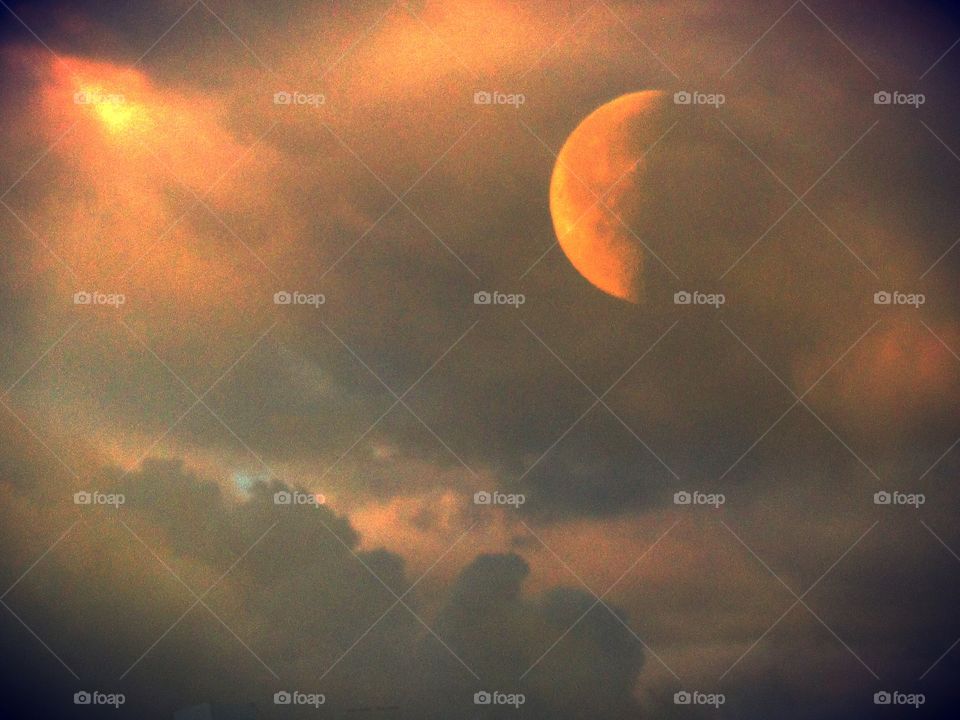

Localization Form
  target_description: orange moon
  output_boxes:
[549,90,670,303]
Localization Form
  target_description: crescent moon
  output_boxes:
[549,90,669,304]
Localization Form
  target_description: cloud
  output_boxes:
[2,1,960,717]
[0,425,654,717]
[414,552,645,718]
[3,0,959,521]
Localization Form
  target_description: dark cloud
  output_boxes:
[0,436,652,718]
[414,552,645,719]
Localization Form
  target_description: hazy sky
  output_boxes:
[1,1,959,718]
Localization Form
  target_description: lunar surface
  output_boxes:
[549,90,672,303]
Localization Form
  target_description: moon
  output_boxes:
[549,90,670,303]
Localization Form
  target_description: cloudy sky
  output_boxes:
[1,0,959,717]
